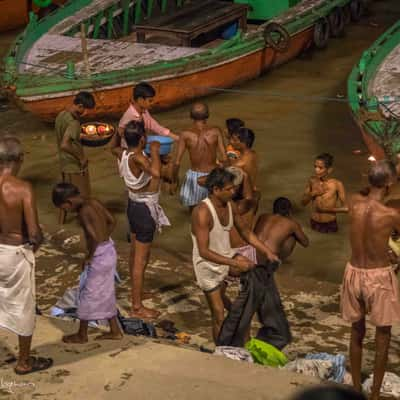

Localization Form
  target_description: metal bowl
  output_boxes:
[80,122,115,147]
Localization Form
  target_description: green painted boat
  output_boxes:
[348,20,400,160]
[2,0,367,122]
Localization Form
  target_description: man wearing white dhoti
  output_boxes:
[0,136,52,375]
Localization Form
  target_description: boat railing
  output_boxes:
[348,19,400,115]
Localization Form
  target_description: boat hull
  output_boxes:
[19,27,313,122]
[0,0,29,32]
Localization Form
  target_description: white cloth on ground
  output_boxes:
[363,372,400,398]
[0,244,36,336]
[128,191,170,233]
[283,359,333,381]
[214,346,254,363]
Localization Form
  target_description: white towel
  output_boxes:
[0,244,35,336]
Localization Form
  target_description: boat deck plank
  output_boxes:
[370,44,400,118]
[49,0,122,35]
[22,34,204,76]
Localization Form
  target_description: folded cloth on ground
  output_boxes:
[0,244,36,336]
[284,359,333,381]
[245,338,287,367]
[117,313,157,338]
[214,346,253,363]
[304,352,346,383]
[362,372,400,398]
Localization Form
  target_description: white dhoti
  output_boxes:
[0,244,35,336]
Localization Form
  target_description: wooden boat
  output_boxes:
[348,20,400,161]
[0,0,66,32]
[3,0,367,122]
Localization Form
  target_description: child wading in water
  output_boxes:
[302,153,346,233]
[52,183,123,343]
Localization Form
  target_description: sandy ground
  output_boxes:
[0,316,320,400]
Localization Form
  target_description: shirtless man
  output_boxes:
[227,166,260,263]
[173,103,227,211]
[191,168,278,342]
[52,183,122,343]
[254,197,309,263]
[229,127,258,190]
[0,136,52,374]
[111,121,170,319]
[302,153,345,233]
[321,160,400,400]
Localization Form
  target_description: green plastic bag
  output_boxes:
[245,338,288,367]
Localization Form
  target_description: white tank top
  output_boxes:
[118,150,151,191]
[192,197,234,265]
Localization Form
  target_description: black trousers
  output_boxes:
[217,262,292,349]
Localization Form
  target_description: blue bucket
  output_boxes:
[221,22,238,40]
[145,135,174,155]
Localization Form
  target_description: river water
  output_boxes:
[1,0,400,285]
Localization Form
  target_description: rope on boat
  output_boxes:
[2,62,400,113]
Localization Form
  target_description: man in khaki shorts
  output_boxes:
[320,160,400,400]
[55,92,95,222]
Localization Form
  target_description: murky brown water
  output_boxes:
[1,0,400,285]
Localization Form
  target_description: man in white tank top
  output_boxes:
[111,121,170,320]
[191,168,279,342]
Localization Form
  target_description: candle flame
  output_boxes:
[368,155,376,162]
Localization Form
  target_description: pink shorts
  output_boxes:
[341,262,400,327]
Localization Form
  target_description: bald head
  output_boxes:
[0,135,23,165]
[368,160,396,188]
[190,103,209,121]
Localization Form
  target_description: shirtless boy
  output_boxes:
[321,160,400,400]
[52,183,122,343]
[191,168,278,342]
[173,103,227,211]
[111,121,170,319]
[229,127,258,190]
[302,153,345,233]
[0,136,52,374]
[254,197,309,263]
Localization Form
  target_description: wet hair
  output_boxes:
[226,118,244,136]
[0,135,23,164]
[316,152,334,168]
[124,121,146,147]
[190,103,209,121]
[368,160,396,188]
[52,183,80,207]
[233,127,255,148]
[204,168,235,194]
[291,386,366,400]
[133,82,156,100]
[73,91,95,109]
[273,197,292,216]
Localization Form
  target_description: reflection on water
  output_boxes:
[1,0,400,283]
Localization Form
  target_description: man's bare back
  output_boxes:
[348,193,400,268]
[78,199,115,259]
[180,126,224,173]
[0,175,41,248]
[254,214,308,263]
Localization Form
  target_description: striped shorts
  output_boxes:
[180,169,209,207]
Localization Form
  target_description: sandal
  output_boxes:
[14,356,53,375]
